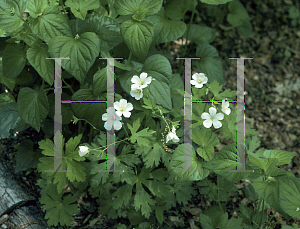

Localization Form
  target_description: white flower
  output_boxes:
[296,207,300,212]
[130,84,143,100]
[79,146,89,157]
[190,73,208,88]
[166,126,180,143]
[131,72,152,89]
[221,99,231,115]
[102,107,122,130]
[201,107,224,129]
[114,99,133,118]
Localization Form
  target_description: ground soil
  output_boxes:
[0,0,299,228]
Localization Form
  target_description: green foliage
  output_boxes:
[0,0,298,228]
[227,0,253,37]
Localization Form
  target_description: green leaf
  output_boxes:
[0,92,15,113]
[165,0,197,21]
[92,68,107,97]
[155,206,164,225]
[199,214,214,229]
[236,20,253,37]
[167,143,210,183]
[195,44,224,86]
[26,43,54,86]
[115,0,163,17]
[48,93,74,125]
[65,0,100,20]
[17,87,49,132]
[0,103,21,139]
[0,0,27,32]
[138,143,165,168]
[247,152,279,176]
[128,118,156,147]
[199,0,234,5]
[40,184,79,226]
[15,139,42,173]
[120,19,154,60]
[227,0,250,27]
[142,54,172,110]
[183,24,215,45]
[27,0,48,18]
[263,150,296,166]
[204,144,251,182]
[246,135,261,154]
[29,6,73,43]
[132,8,149,21]
[134,182,156,218]
[278,177,300,218]
[145,8,186,44]
[288,6,300,19]
[2,43,26,79]
[86,14,122,52]
[48,32,100,84]
[192,126,219,161]
[217,212,243,229]
[71,89,106,130]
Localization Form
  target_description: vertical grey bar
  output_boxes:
[106,58,115,171]
[46,58,71,173]
[237,58,245,171]
[183,58,193,172]
[97,57,123,172]
[176,58,200,173]
[228,58,253,172]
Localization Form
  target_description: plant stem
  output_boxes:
[88,127,94,144]
[205,178,224,214]
[76,18,78,34]
[62,78,75,94]
[253,197,264,229]
[127,52,132,65]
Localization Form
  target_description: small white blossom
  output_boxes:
[166,126,180,143]
[114,99,133,118]
[296,207,300,212]
[130,84,144,100]
[221,99,231,115]
[102,107,122,130]
[201,107,224,129]
[190,73,208,88]
[79,146,89,157]
[131,72,152,89]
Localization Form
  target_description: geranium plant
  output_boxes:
[0,0,299,228]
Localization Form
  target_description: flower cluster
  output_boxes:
[101,72,152,131]
[130,72,152,100]
[190,73,231,129]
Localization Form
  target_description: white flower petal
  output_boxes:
[102,113,107,121]
[201,112,210,120]
[208,107,217,116]
[115,110,122,117]
[213,120,222,129]
[203,119,212,128]
[123,111,131,118]
[126,103,133,111]
[131,75,140,84]
[195,83,204,88]
[114,121,122,130]
[215,113,224,120]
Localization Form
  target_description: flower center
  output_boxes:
[198,78,202,84]
[139,80,144,84]
[120,105,125,111]
[136,89,141,94]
